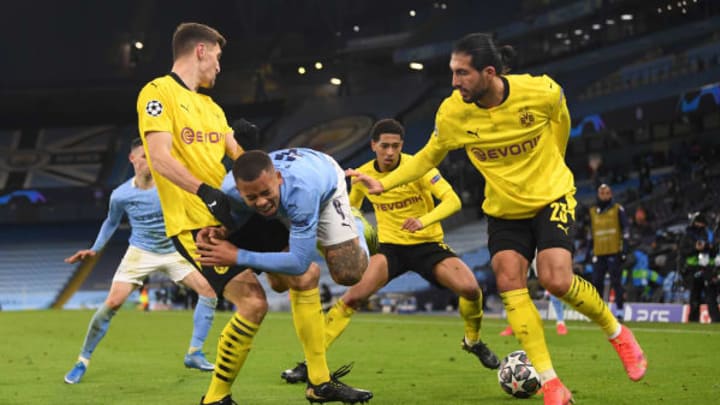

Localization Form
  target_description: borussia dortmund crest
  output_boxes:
[519,107,535,128]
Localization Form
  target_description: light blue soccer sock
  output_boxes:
[189,295,216,353]
[550,294,565,323]
[79,303,117,360]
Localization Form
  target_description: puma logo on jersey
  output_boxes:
[556,223,569,235]
[208,201,217,208]
[466,129,480,138]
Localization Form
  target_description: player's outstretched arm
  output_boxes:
[64,249,96,264]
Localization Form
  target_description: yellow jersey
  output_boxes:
[136,74,233,237]
[380,74,574,219]
[349,154,460,245]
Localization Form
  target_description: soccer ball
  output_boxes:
[497,350,541,398]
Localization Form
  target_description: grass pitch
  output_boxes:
[1,310,718,404]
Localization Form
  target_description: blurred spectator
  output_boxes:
[622,249,664,302]
[679,213,720,322]
[588,184,630,319]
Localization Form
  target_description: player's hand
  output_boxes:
[345,169,384,195]
[64,249,96,264]
[196,226,228,245]
[196,237,238,267]
[196,183,236,230]
[233,118,259,142]
[402,218,424,233]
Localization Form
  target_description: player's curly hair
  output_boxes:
[369,118,404,142]
[453,33,516,75]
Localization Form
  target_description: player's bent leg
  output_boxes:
[202,270,267,404]
[537,248,646,381]
[494,251,558,384]
[64,282,134,384]
[327,254,389,345]
[324,238,368,286]
[286,263,331,386]
[282,255,390,385]
[181,271,217,371]
[434,257,499,369]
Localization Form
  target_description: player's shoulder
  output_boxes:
[438,90,465,113]
[110,178,136,200]
[140,75,172,92]
[508,73,561,95]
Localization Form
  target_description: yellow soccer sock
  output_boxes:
[458,291,483,344]
[501,289,553,375]
[204,314,258,403]
[290,288,330,385]
[325,298,355,349]
[560,275,620,336]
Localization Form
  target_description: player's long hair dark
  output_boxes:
[232,150,273,181]
[453,33,516,75]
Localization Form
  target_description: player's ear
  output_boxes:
[276,171,283,185]
[196,42,206,59]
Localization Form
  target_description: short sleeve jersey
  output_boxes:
[349,154,450,244]
[136,74,233,236]
[432,74,575,219]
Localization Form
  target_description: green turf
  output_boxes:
[1,310,719,404]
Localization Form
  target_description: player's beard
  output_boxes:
[461,84,490,104]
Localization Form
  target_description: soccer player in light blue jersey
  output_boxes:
[63,138,218,385]
[196,148,373,404]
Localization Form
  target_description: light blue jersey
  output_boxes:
[221,148,343,275]
[91,178,174,254]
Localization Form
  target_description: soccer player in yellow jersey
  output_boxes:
[279,118,500,384]
[136,23,285,405]
[347,33,647,405]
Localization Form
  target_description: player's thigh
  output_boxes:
[105,281,136,308]
[432,256,480,298]
[266,262,321,292]
[485,216,533,292]
[113,245,165,285]
[316,162,358,249]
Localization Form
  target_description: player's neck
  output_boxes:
[476,76,506,108]
[134,174,154,190]
[170,63,199,92]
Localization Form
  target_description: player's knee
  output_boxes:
[329,254,367,286]
[105,297,125,310]
[456,285,481,300]
[240,294,268,316]
[538,270,572,296]
[266,276,288,293]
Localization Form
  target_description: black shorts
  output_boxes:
[378,242,457,288]
[172,213,289,297]
[487,195,575,263]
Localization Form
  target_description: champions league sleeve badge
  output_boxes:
[145,100,163,117]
